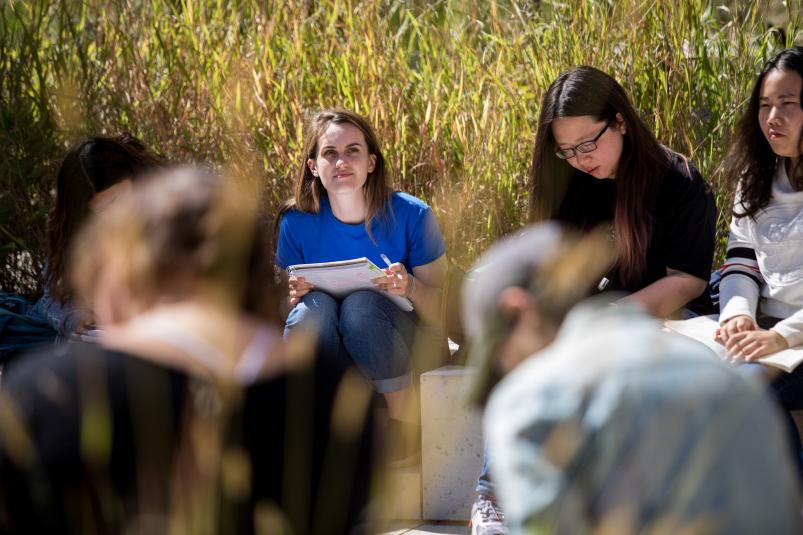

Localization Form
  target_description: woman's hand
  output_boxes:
[373,262,415,299]
[288,276,314,307]
[722,328,789,362]
[714,314,758,345]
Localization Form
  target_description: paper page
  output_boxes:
[288,258,413,312]
[664,315,726,359]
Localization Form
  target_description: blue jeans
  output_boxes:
[284,290,417,393]
[476,447,494,495]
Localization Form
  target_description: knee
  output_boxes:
[340,290,392,329]
[286,291,339,328]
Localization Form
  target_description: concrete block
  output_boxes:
[420,366,484,521]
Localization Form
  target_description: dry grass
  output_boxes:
[1,0,801,292]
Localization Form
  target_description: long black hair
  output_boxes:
[46,134,162,304]
[528,66,669,284]
[724,46,803,219]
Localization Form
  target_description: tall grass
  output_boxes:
[1,0,801,293]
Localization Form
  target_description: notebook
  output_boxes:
[664,315,803,373]
[287,257,414,312]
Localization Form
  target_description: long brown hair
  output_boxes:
[528,66,669,284]
[723,46,803,219]
[46,134,162,304]
[276,108,391,240]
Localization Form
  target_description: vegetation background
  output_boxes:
[1,0,801,294]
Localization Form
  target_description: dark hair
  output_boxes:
[46,134,162,304]
[72,166,283,322]
[276,108,391,240]
[528,66,669,284]
[724,46,803,219]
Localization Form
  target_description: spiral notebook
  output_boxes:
[287,257,414,312]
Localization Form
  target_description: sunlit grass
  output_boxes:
[1,0,801,292]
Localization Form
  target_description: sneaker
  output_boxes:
[470,493,508,535]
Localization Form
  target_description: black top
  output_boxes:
[556,151,716,296]
[0,342,374,534]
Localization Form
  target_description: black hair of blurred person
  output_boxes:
[46,134,163,304]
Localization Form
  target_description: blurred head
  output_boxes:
[71,166,282,327]
[726,46,803,218]
[529,67,668,284]
[284,108,390,237]
[462,223,613,404]
[47,134,162,303]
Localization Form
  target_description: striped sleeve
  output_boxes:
[719,200,763,324]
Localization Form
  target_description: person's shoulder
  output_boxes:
[659,149,711,199]
[7,342,90,380]
[3,344,111,412]
[5,343,182,394]
[391,191,431,212]
[662,150,705,186]
[278,205,327,240]
[280,205,321,224]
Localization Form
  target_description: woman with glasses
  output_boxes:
[469,66,717,535]
[529,66,716,316]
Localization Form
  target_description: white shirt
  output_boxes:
[719,161,803,346]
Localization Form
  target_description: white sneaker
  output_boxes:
[470,494,508,535]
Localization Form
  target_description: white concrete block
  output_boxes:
[420,366,484,521]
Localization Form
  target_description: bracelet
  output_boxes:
[405,275,416,299]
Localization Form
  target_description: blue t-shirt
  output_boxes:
[276,192,446,273]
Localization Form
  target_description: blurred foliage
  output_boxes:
[1,0,801,295]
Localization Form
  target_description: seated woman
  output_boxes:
[34,134,162,338]
[471,66,717,534]
[715,46,803,475]
[0,166,375,534]
[276,108,447,428]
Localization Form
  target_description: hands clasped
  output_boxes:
[714,314,789,362]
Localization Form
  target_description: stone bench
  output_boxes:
[420,365,483,521]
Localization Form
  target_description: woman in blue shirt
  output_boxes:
[276,108,447,425]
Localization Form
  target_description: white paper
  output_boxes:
[288,257,414,312]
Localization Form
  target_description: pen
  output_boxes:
[380,253,404,280]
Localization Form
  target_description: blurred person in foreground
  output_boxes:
[463,223,803,534]
[0,166,375,534]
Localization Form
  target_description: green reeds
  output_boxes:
[1,0,801,291]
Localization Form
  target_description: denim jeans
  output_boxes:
[284,290,417,393]
[475,447,494,496]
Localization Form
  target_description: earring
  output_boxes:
[312,170,318,176]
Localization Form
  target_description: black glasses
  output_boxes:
[554,120,612,160]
